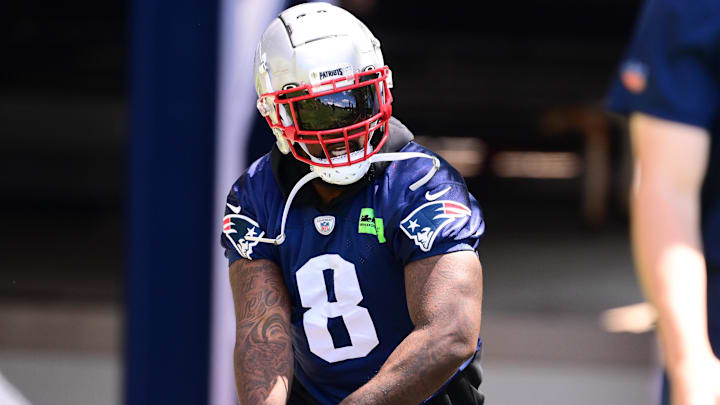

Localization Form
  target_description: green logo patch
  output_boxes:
[358,208,376,234]
[358,208,386,243]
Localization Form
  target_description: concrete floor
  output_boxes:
[0,351,120,405]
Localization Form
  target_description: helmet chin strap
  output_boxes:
[244,170,319,245]
[245,152,440,246]
[308,148,373,185]
[367,152,440,190]
[297,126,379,185]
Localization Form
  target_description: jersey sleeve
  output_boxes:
[220,174,279,265]
[393,178,486,266]
[607,0,720,129]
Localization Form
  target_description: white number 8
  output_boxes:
[295,254,379,363]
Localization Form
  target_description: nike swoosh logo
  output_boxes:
[226,203,241,214]
[425,186,451,201]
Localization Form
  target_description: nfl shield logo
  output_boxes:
[314,215,335,236]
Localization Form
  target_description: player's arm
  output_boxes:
[229,258,293,405]
[340,250,482,405]
[629,112,720,403]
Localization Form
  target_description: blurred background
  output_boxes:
[0,0,661,404]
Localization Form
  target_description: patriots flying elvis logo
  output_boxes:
[222,204,265,260]
[400,200,471,252]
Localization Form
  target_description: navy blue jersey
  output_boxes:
[221,140,484,404]
[607,0,720,267]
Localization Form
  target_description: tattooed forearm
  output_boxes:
[230,259,293,404]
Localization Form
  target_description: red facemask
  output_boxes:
[259,66,393,168]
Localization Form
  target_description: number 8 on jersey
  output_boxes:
[295,254,380,363]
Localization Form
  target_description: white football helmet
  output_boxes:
[254,2,394,185]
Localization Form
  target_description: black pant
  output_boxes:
[288,349,485,405]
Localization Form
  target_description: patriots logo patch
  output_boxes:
[222,208,265,260]
[400,200,471,252]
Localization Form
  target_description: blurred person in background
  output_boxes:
[220,3,485,404]
[607,0,720,404]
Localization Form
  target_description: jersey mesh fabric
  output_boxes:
[221,137,485,404]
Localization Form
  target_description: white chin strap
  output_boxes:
[307,145,374,185]
[244,151,441,246]
[299,124,381,185]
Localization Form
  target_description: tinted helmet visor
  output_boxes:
[294,85,379,131]
[261,66,393,168]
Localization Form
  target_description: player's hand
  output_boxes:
[669,356,720,405]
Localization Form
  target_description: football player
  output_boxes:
[221,3,485,405]
[607,0,720,404]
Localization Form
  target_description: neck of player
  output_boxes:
[312,180,345,205]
